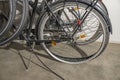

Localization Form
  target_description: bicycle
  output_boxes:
[0,0,112,64]
[36,0,112,64]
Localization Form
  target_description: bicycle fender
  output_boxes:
[81,0,113,34]
[95,3,113,34]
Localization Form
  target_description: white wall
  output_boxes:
[103,0,120,43]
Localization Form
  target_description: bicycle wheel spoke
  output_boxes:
[67,8,78,19]
[71,7,80,19]
[63,10,71,22]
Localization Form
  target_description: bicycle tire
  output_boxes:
[37,0,110,64]
[0,0,16,37]
[0,0,28,46]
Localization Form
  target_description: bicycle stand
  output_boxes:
[16,42,65,80]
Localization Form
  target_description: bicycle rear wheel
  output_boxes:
[37,0,110,64]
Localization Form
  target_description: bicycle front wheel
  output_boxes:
[0,0,28,46]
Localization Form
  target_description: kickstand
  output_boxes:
[17,42,64,80]
[17,42,35,71]
[26,42,36,70]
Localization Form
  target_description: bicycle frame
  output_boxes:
[18,0,112,46]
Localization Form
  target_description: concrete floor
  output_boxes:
[0,42,120,80]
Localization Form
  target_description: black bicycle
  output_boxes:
[0,0,112,64]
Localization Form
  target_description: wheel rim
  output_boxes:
[38,2,109,64]
[0,0,28,46]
